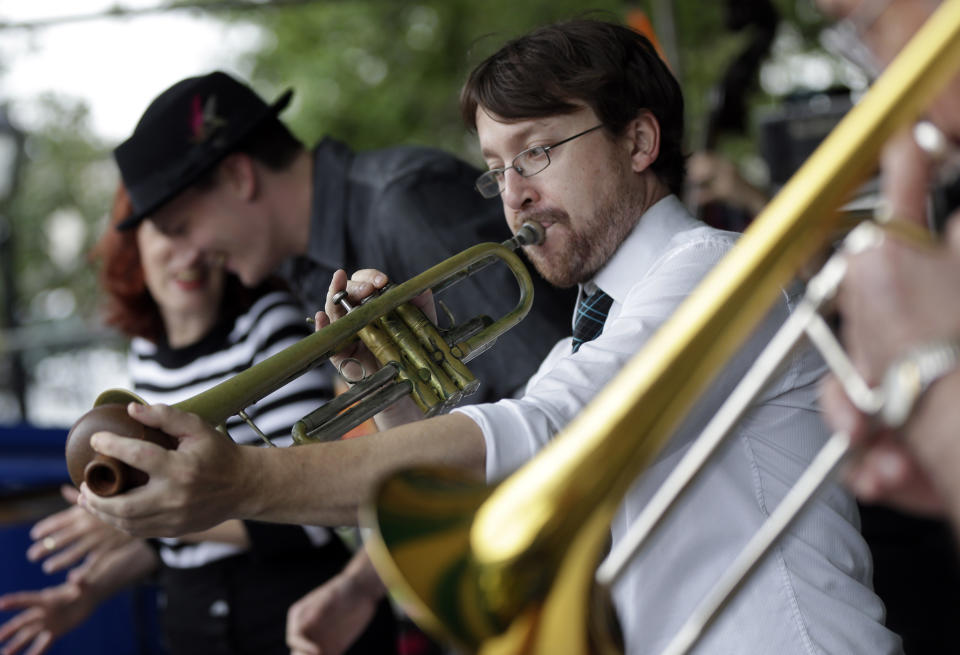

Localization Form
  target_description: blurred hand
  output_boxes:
[26,486,133,577]
[0,583,93,655]
[286,550,386,655]
[820,376,947,515]
[837,218,960,384]
[78,402,257,538]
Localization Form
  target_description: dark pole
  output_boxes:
[0,107,26,421]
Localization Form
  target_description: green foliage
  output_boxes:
[2,0,837,351]
[227,0,626,162]
[7,95,113,324]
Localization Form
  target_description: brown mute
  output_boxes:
[66,402,177,497]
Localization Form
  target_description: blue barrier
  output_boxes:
[0,423,164,654]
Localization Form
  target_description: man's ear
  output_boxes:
[626,110,661,174]
[218,152,258,201]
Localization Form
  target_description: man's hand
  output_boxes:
[837,219,960,384]
[317,268,436,430]
[78,402,258,538]
[820,219,960,518]
[820,376,947,515]
[285,549,387,655]
[26,486,133,577]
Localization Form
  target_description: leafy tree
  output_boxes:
[0,0,839,422]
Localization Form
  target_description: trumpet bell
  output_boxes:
[65,392,175,497]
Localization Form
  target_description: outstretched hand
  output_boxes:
[26,486,133,577]
[78,402,258,538]
[0,582,92,655]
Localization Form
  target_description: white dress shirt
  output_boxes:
[455,195,901,654]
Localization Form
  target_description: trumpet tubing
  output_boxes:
[66,223,544,495]
[358,3,960,654]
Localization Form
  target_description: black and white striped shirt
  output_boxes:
[129,290,335,569]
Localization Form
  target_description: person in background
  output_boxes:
[0,185,397,655]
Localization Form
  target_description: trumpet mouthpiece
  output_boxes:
[515,222,546,247]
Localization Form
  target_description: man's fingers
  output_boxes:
[124,402,207,438]
[325,269,349,320]
[349,269,388,289]
[818,374,869,441]
[78,482,171,537]
[87,432,171,478]
[314,311,330,331]
[881,128,933,225]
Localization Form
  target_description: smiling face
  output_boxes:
[146,155,286,288]
[477,104,665,288]
[137,219,225,341]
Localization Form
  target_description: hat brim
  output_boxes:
[116,88,293,231]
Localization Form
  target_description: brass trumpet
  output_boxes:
[66,222,545,497]
[358,4,960,655]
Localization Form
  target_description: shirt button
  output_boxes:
[209,599,230,617]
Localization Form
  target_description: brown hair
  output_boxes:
[89,184,264,343]
[460,19,686,195]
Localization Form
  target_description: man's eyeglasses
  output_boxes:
[475,124,604,199]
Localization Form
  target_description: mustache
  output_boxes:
[515,208,569,228]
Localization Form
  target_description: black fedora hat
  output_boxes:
[113,71,292,230]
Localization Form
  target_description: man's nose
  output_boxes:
[501,168,539,211]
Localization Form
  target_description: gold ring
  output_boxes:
[43,537,57,551]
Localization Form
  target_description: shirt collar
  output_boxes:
[588,194,697,304]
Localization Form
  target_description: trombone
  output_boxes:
[66,222,545,497]
[358,3,960,654]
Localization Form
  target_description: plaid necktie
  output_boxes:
[571,288,613,353]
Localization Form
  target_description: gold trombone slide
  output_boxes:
[359,3,960,654]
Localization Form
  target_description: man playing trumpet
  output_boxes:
[82,19,901,654]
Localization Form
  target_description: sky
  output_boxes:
[0,0,264,143]
[0,1,267,425]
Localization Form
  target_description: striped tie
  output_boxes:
[571,288,613,353]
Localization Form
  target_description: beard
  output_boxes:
[519,176,643,289]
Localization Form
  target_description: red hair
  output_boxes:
[89,184,283,344]
[89,184,164,342]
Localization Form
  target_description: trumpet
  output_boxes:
[357,3,960,655]
[66,222,545,497]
